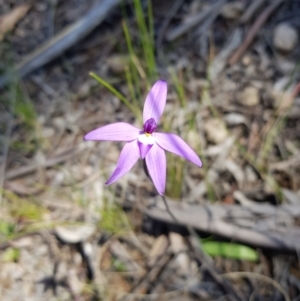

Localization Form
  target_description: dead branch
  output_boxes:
[229,0,284,65]
[5,144,84,180]
[145,197,300,252]
[166,0,225,41]
[210,28,243,82]
[0,0,122,88]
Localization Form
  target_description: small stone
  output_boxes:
[42,127,54,138]
[238,86,260,106]
[204,119,228,144]
[242,55,252,66]
[224,113,248,126]
[273,23,298,52]
[52,117,65,131]
[221,2,244,20]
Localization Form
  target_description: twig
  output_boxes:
[229,0,284,65]
[195,0,226,37]
[239,0,267,24]
[166,1,225,41]
[210,28,243,82]
[223,272,291,301]
[156,0,185,49]
[161,195,212,260]
[0,0,122,88]
[161,195,179,223]
[5,145,84,180]
[133,252,171,294]
[156,0,185,70]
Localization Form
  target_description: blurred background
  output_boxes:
[1,0,300,300]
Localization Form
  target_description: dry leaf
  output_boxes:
[0,4,31,41]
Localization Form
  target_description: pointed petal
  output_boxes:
[84,122,140,141]
[154,132,202,167]
[143,80,167,123]
[138,141,153,159]
[105,140,140,185]
[145,144,166,195]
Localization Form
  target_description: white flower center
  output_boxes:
[138,133,156,145]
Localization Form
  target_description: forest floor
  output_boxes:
[1,0,300,300]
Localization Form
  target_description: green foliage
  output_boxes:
[133,0,157,79]
[2,247,20,262]
[0,220,15,238]
[170,69,186,107]
[89,72,140,119]
[3,190,45,222]
[166,155,185,198]
[99,203,128,234]
[13,86,37,129]
[259,60,300,165]
[122,20,142,103]
[111,257,127,272]
[13,200,45,221]
[10,140,37,153]
[202,241,259,262]
[5,80,44,154]
[90,0,157,122]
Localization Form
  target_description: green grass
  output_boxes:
[0,220,15,239]
[89,9,205,198]
[2,247,20,262]
[133,0,157,80]
[98,202,129,234]
[13,85,37,130]
[89,72,140,118]
[3,190,46,222]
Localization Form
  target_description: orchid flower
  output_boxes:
[84,80,202,195]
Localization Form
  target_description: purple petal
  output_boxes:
[84,122,140,141]
[145,144,166,195]
[143,80,167,124]
[105,140,140,185]
[154,132,202,167]
[138,141,153,159]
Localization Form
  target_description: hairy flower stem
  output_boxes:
[161,194,178,223]
[143,161,205,242]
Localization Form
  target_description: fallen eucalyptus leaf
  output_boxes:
[202,241,259,261]
[55,225,96,244]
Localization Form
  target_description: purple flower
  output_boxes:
[84,80,202,195]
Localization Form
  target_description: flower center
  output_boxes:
[143,118,157,135]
